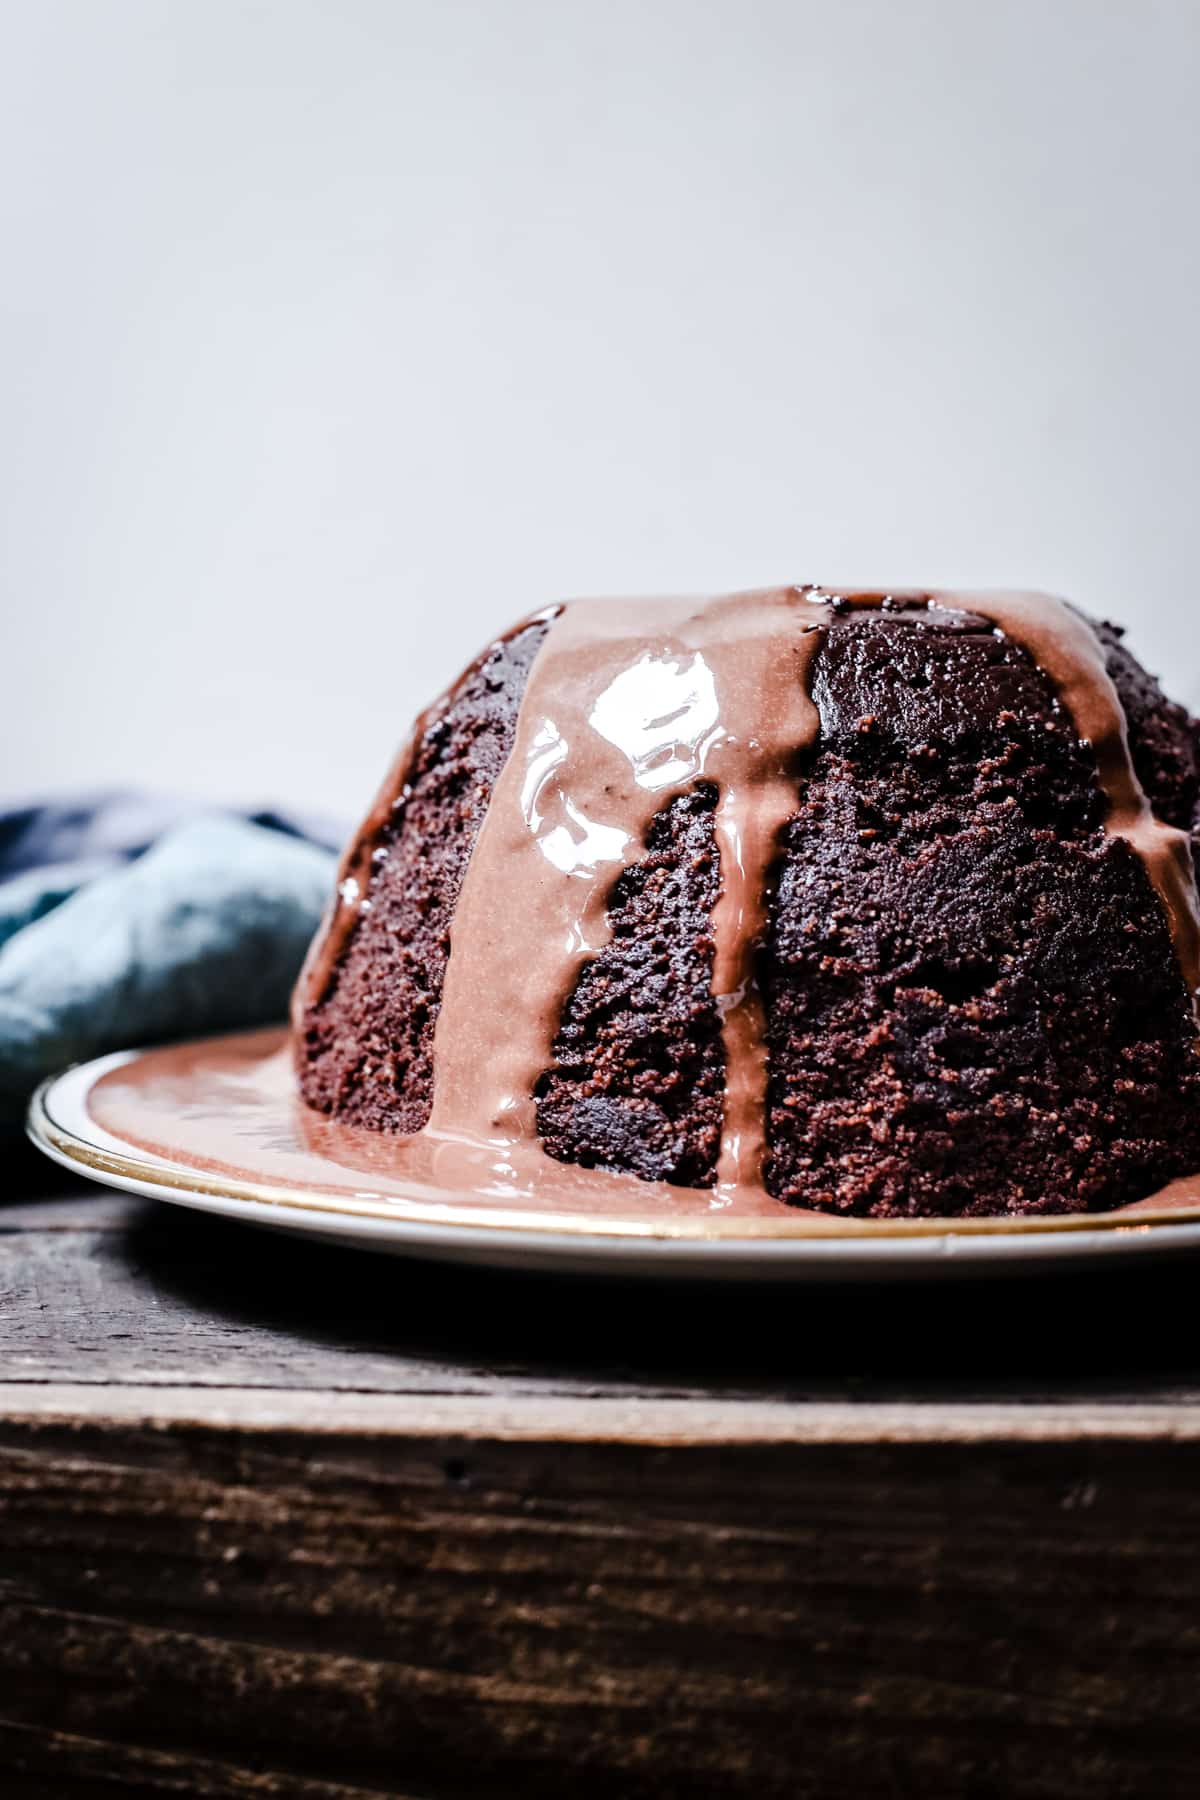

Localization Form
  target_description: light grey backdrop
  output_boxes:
[2,0,1198,819]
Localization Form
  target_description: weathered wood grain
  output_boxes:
[5,1381,1200,1442]
[4,1188,1200,1406]
[2,1415,1200,1797]
[2,1174,1200,1795]
[0,1719,413,1799]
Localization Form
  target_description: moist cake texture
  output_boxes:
[297,614,550,1134]
[295,589,1200,1218]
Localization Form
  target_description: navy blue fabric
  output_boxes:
[1,796,342,1129]
[0,790,343,877]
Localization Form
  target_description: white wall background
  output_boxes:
[2,0,1198,820]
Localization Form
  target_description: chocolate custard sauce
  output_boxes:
[85,1027,1200,1232]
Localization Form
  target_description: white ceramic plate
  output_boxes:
[27,1039,1200,1282]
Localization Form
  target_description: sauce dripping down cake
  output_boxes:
[294,589,1200,1218]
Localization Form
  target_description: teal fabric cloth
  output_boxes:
[0,815,335,1128]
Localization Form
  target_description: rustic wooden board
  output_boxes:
[6,1181,1200,1405]
[3,1414,1200,1797]
[2,1168,1200,1797]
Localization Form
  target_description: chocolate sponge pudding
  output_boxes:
[295,589,1200,1219]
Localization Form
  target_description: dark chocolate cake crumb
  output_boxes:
[297,616,551,1132]
[1097,618,1200,833]
[536,785,726,1186]
[761,605,1200,1216]
[295,592,1200,1217]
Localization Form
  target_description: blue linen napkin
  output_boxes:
[1,794,340,1129]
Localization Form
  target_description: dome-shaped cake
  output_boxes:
[294,589,1200,1218]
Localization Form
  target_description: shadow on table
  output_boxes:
[113,1190,1200,1403]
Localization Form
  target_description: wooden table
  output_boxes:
[3,1143,1199,1798]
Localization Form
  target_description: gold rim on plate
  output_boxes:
[27,1055,1200,1245]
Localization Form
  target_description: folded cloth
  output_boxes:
[0,798,340,1130]
[0,789,344,877]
